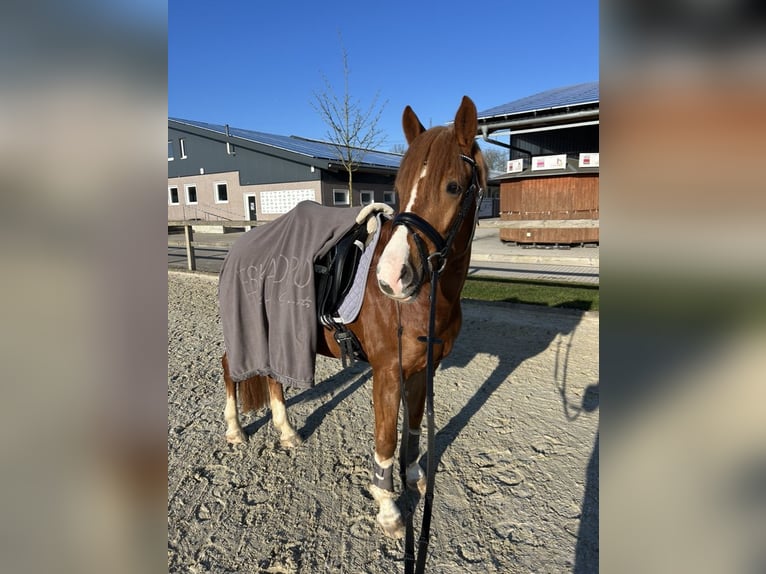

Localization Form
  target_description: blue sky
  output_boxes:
[169,0,598,150]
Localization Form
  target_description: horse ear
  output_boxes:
[454,96,478,153]
[402,105,426,145]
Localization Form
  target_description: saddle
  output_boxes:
[314,222,369,365]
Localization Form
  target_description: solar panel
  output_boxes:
[168,118,402,169]
[477,82,599,119]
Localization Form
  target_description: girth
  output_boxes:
[314,222,369,366]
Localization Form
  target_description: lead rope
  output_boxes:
[413,262,441,574]
[397,268,441,574]
[397,304,416,573]
[412,157,476,572]
[397,152,481,573]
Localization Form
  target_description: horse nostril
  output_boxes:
[378,280,394,295]
[400,264,412,285]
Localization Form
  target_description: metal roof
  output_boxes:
[169,118,401,169]
[477,82,599,120]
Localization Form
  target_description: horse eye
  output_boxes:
[446,181,461,195]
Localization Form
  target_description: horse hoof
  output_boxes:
[280,433,303,449]
[226,430,246,444]
[407,475,427,496]
[406,463,427,495]
[370,486,405,539]
[377,514,405,539]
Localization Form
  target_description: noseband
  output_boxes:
[391,154,482,291]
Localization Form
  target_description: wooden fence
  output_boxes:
[167,220,265,271]
[168,217,599,271]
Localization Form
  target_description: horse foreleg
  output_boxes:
[370,371,405,539]
[222,354,246,444]
[402,370,428,495]
[267,378,302,448]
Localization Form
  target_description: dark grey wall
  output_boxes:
[168,127,320,185]
[320,170,398,208]
[510,125,599,160]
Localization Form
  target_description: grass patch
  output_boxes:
[461,276,599,311]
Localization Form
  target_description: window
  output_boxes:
[179,138,187,159]
[215,182,228,203]
[168,186,179,205]
[167,140,174,161]
[360,190,374,205]
[333,188,349,206]
[185,184,198,205]
[384,191,396,205]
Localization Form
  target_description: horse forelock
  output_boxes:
[395,127,458,209]
[396,126,482,229]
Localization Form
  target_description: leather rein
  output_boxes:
[395,153,482,574]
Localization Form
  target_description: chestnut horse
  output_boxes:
[222,96,486,539]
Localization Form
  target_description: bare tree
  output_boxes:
[479,145,509,173]
[313,42,387,206]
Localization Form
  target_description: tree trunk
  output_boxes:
[347,167,354,207]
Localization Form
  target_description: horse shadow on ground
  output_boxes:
[574,423,598,574]
[239,301,598,572]
[422,301,599,573]
[241,362,372,442]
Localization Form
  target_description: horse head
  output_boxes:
[376,96,486,301]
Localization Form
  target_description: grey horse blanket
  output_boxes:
[218,201,364,388]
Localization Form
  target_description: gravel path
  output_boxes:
[168,271,599,573]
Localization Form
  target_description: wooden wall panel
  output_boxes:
[499,174,599,244]
[499,227,599,243]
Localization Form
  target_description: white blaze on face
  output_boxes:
[377,165,427,296]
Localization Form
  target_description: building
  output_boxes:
[476,82,599,245]
[168,118,401,229]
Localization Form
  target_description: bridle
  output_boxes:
[391,153,482,294]
[394,152,482,574]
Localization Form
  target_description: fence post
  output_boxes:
[184,224,196,271]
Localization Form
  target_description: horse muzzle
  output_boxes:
[376,227,421,301]
[376,261,418,301]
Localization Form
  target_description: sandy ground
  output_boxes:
[168,271,599,573]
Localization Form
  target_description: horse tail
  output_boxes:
[222,353,270,413]
[238,375,270,413]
